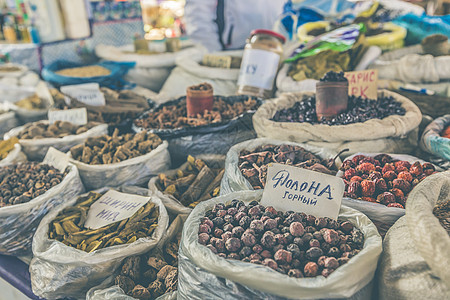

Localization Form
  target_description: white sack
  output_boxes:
[0,143,27,167]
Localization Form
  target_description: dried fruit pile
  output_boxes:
[271,95,406,125]
[433,200,450,235]
[48,192,159,253]
[16,121,99,139]
[441,125,450,139]
[239,144,339,189]
[341,154,437,208]
[198,200,364,278]
[134,97,260,130]
[319,71,348,82]
[0,162,66,207]
[115,232,181,299]
[155,156,224,208]
[15,94,47,110]
[70,129,162,165]
[0,137,18,160]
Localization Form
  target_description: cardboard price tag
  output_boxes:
[61,83,106,106]
[84,190,150,230]
[202,54,232,69]
[344,69,378,100]
[48,108,88,125]
[43,147,70,172]
[260,163,344,220]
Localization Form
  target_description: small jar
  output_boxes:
[237,29,285,99]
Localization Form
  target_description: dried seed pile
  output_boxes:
[433,200,450,235]
[239,144,339,189]
[115,232,181,299]
[17,121,99,139]
[70,129,162,165]
[15,94,47,110]
[0,137,18,160]
[198,200,364,278]
[48,192,159,253]
[0,162,66,207]
[341,154,437,208]
[156,155,224,208]
[55,65,111,77]
[271,95,406,125]
[134,97,259,130]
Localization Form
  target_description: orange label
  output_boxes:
[344,69,378,100]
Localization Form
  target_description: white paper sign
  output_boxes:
[43,147,70,172]
[261,163,344,220]
[48,108,88,125]
[61,83,106,106]
[84,190,150,230]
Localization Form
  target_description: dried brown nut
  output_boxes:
[157,265,177,281]
[147,257,168,271]
[115,275,135,294]
[121,256,141,281]
[164,269,178,292]
[148,280,165,298]
[361,180,375,197]
[17,121,98,139]
[131,285,151,300]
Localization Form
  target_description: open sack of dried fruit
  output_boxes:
[220,138,342,195]
[133,94,260,165]
[158,50,242,101]
[338,153,440,237]
[95,40,206,92]
[0,138,26,167]
[149,155,225,215]
[178,190,382,299]
[68,129,170,190]
[87,214,186,300]
[420,114,450,162]
[30,186,169,300]
[4,121,108,161]
[253,90,421,156]
[0,161,83,256]
[378,171,450,299]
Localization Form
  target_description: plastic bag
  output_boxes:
[0,111,19,137]
[30,186,169,300]
[420,114,450,161]
[393,13,450,45]
[178,190,382,299]
[95,41,206,92]
[86,215,186,300]
[42,60,135,89]
[253,90,422,156]
[0,143,27,167]
[69,141,170,190]
[133,96,260,166]
[337,153,439,237]
[220,138,342,195]
[378,171,450,299]
[148,155,225,215]
[5,122,108,161]
[158,50,241,101]
[0,163,83,256]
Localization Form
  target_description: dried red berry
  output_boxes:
[198,233,210,245]
[395,161,411,170]
[274,249,292,264]
[409,161,423,176]
[361,180,376,197]
[382,163,395,174]
[340,221,353,233]
[387,203,404,209]
[324,257,339,269]
[352,155,366,165]
[356,163,376,174]
[341,160,356,171]
[368,171,382,180]
[304,262,318,277]
[397,171,413,182]
[344,168,356,180]
[322,229,339,245]
[422,163,435,176]
[262,258,278,270]
[390,188,404,200]
[383,171,397,182]
[347,181,361,196]
[392,178,411,194]
[376,192,395,205]
[350,176,363,182]
[361,197,377,203]
[321,268,335,278]
[374,178,387,192]
[289,222,305,237]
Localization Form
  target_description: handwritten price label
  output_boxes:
[48,108,88,125]
[61,83,106,106]
[345,69,378,100]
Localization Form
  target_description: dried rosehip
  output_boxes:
[322,229,339,245]
[309,239,320,248]
[339,221,353,234]
[201,217,214,229]
[392,178,411,193]
[224,215,234,225]
[225,237,242,252]
[289,222,305,237]
[390,188,404,200]
[397,171,413,183]
[383,171,397,181]
[422,163,435,176]
[214,228,224,238]
[306,247,323,261]
[344,168,356,180]
[361,180,376,197]
[265,206,278,216]
[387,203,404,209]
[248,205,262,217]
[315,217,328,229]
[232,226,244,238]
[374,178,387,192]
[374,154,392,165]
[198,233,210,245]
[234,212,246,223]
[376,192,395,205]
[215,239,225,252]
[263,258,278,270]
[261,250,271,258]
[227,207,238,216]
[250,220,264,233]
[223,223,234,232]
[304,262,319,277]
[382,163,395,174]
[199,224,211,234]
[395,160,411,170]
[264,218,277,230]
[324,257,339,269]
[317,256,327,267]
[288,269,303,278]
[274,249,293,264]
[241,232,256,247]
[356,163,376,174]
[321,268,335,278]
[347,181,361,196]
[328,247,340,258]
[410,161,423,176]
[313,231,324,242]
[361,196,376,203]
[350,176,363,182]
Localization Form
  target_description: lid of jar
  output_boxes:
[250,29,286,44]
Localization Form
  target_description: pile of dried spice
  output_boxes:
[155,155,224,208]
[433,200,450,235]
[48,191,159,253]
[134,97,260,130]
[16,121,100,139]
[70,129,162,165]
[239,144,340,189]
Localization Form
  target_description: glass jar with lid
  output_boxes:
[237,29,286,99]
